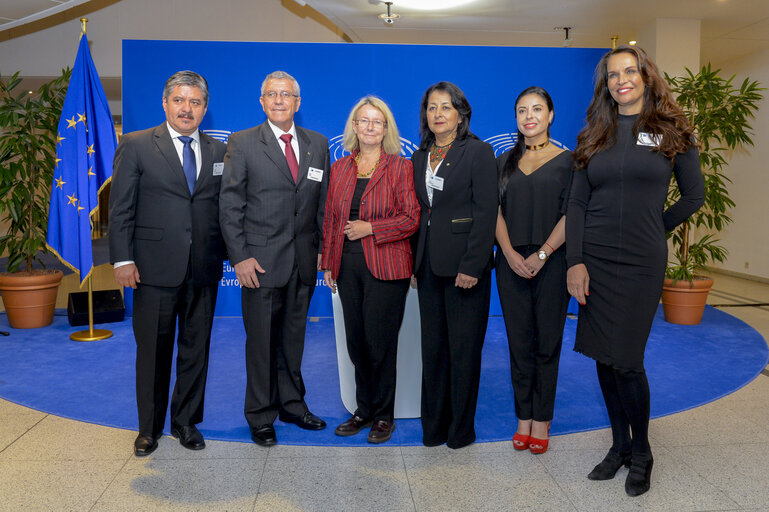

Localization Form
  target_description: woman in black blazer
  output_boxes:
[411,81,498,449]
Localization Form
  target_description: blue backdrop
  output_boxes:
[122,40,606,316]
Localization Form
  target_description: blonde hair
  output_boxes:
[342,96,401,155]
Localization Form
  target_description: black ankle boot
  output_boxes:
[625,456,653,496]
[587,449,632,480]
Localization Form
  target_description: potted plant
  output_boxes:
[662,65,763,325]
[0,69,71,328]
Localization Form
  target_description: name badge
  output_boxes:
[213,162,224,176]
[307,167,324,182]
[428,175,444,191]
[637,132,662,147]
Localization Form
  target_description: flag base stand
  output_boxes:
[71,328,112,342]
[69,276,113,342]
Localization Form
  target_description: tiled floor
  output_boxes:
[1,272,768,511]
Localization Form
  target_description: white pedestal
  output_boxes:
[332,287,422,418]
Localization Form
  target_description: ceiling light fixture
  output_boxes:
[378,2,400,26]
[628,40,637,46]
[394,0,474,9]
[555,26,573,47]
[611,35,618,49]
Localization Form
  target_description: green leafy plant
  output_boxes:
[0,69,70,273]
[665,65,764,283]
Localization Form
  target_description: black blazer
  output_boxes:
[219,121,330,288]
[411,137,498,278]
[109,123,228,287]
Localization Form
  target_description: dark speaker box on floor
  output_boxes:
[67,290,125,326]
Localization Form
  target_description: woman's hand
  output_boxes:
[567,264,590,305]
[523,253,545,278]
[344,220,372,240]
[455,272,478,289]
[504,248,532,279]
[323,270,337,294]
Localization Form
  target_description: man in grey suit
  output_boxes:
[220,70,330,446]
[109,71,227,456]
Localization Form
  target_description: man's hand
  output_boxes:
[455,272,478,289]
[114,263,141,289]
[234,257,266,288]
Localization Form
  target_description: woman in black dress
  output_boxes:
[411,82,498,449]
[566,45,704,496]
[496,86,571,455]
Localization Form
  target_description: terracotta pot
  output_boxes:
[661,276,714,325]
[0,270,64,329]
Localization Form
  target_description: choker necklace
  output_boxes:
[430,140,453,162]
[525,140,550,151]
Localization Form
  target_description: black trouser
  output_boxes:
[242,263,314,428]
[496,246,569,422]
[596,361,652,459]
[416,244,491,449]
[336,251,409,422]
[133,264,218,437]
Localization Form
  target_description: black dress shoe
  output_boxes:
[588,449,632,480]
[279,410,327,431]
[171,424,205,450]
[367,420,395,444]
[251,424,277,446]
[334,415,373,436]
[625,456,654,497]
[134,434,159,456]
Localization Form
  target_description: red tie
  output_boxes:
[280,133,299,183]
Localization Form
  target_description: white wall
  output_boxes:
[0,0,344,78]
[710,47,769,279]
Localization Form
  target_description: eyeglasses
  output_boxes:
[263,90,298,100]
[355,118,386,129]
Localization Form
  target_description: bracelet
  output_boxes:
[545,242,555,253]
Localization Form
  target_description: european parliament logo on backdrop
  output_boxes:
[46,34,116,284]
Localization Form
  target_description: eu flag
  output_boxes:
[46,34,116,284]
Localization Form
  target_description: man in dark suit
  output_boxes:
[109,70,227,456]
[219,70,330,446]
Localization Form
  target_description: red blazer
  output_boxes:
[322,149,419,280]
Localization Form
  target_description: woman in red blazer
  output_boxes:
[321,96,420,443]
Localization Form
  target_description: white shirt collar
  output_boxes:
[267,119,297,141]
[166,122,200,144]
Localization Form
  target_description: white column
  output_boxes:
[637,18,701,77]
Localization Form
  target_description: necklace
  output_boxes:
[430,140,453,163]
[525,140,550,151]
[355,152,380,178]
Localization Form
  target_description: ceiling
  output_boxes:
[1,0,768,65]
[307,0,769,65]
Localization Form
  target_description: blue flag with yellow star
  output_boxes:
[47,34,116,284]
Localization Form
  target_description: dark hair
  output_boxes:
[163,70,209,107]
[418,81,478,150]
[498,86,555,202]
[574,44,694,170]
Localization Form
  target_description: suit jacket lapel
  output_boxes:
[296,127,313,186]
[195,133,214,193]
[259,122,296,185]
[413,149,430,205]
[363,149,388,197]
[153,124,189,195]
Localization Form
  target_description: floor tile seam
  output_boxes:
[709,288,769,303]
[673,450,743,510]
[88,455,133,512]
[398,445,419,512]
[532,453,580,512]
[251,445,270,507]
[0,413,47,456]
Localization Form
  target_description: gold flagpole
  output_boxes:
[69,16,112,342]
[71,275,112,341]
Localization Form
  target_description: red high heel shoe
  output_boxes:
[512,432,530,450]
[528,422,551,455]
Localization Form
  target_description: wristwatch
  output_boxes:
[538,250,549,261]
